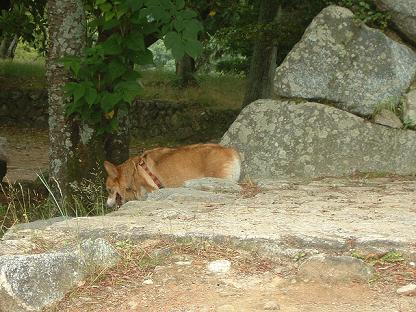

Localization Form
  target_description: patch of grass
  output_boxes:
[0,168,111,237]
[402,117,416,130]
[0,59,46,90]
[351,250,405,265]
[372,97,401,118]
[0,42,45,90]
[140,69,245,110]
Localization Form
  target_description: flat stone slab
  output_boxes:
[3,178,416,257]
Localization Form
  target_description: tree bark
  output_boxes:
[47,0,104,209]
[242,0,281,108]
[6,34,18,59]
[0,36,11,58]
[104,110,130,164]
[175,54,197,87]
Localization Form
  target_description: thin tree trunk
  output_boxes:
[6,34,18,59]
[175,54,197,87]
[0,36,10,58]
[47,0,100,209]
[242,1,281,108]
[104,110,130,164]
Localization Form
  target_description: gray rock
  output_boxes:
[274,5,416,117]
[184,177,241,193]
[403,90,416,127]
[221,99,416,179]
[145,187,234,202]
[8,216,73,233]
[0,238,119,312]
[374,0,416,45]
[373,109,403,128]
[0,239,38,256]
[298,254,374,283]
[396,283,416,296]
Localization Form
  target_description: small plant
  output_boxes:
[351,250,404,265]
[402,117,416,130]
[372,97,401,118]
[331,0,391,29]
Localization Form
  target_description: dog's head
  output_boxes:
[103,160,155,208]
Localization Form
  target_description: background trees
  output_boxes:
[1,0,390,211]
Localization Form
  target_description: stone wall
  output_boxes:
[0,90,239,141]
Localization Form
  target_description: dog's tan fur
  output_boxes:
[104,143,240,207]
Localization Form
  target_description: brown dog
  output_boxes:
[104,143,240,207]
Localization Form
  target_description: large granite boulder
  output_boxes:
[220,99,416,179]
[375,0,416,45]
[0,238,119,312]
[0,137,7,182]
[274,5,416,118]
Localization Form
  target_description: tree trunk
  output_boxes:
[6,34,18,59]
[104,110,130,164]
[0,36,10,58]
[47,0,104,210]
[242,1,281,108]
[175,54,197,87]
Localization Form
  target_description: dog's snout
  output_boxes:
[116,193,122,206]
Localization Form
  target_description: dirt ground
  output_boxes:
[47,239,415,312]
[0,126,155,182]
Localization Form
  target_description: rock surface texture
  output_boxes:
[1,178,416,310]
[0,238,119,312]
[298,255,374,283]
[221,99,416,179]
[375,0,416,45]
[274,5,416,117]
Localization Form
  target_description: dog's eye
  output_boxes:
[106,188,112,194]
[126,187,133,192]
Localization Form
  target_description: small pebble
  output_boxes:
[175,260,193,266]
[396,283,416,296]
[207,260,231,273]
[142,279,154,285]
[264,300,280,310]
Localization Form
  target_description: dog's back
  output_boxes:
[143,143,240,187]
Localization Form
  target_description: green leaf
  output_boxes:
[102,19,120,31]
[85,87,98,107]
[134,49,153,65]
[173,17,184,32]
[73,83,86,104]
[126,32,145,51]
[126,0,143,12]
[182,19,203,40]
[63,82,79,95]
[175,0,185,10]
[115,80,142,103]
[99,2,112,12]
[164,31,181,49]
[165,32,186,60]
[108,60,126,81]
[101,36,122,55]
[101,92,121,112]
[181,8,197,19]
[184,39,202,59]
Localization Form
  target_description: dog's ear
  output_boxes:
[104,160,118,178]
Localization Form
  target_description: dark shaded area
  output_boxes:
[0,160,6,182]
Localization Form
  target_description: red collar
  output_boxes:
[137,158,164,189]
